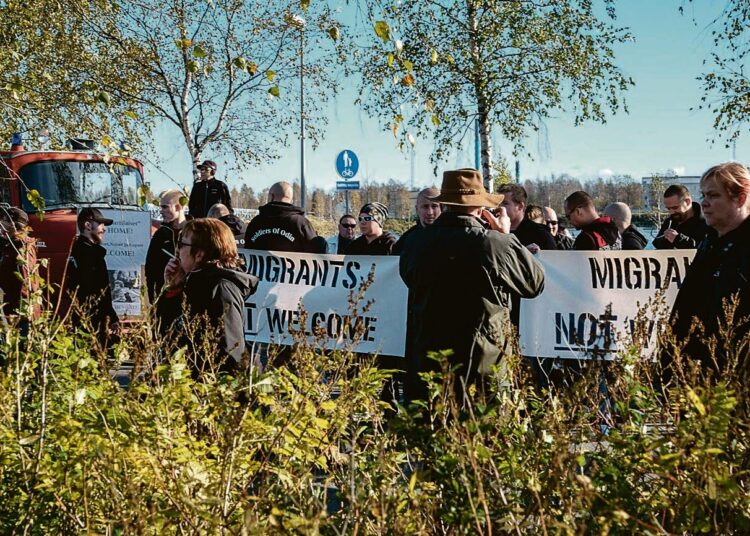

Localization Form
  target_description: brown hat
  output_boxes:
[429,168,504,207]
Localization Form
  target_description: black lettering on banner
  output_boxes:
[311,260,328,287]
[647,257,661,289]
[624,257,641,289]
[554,311,618,352]
[330,260,344,287]
[295,259,311,286]
[589,256,673,290]
[245,303,257,334]
[343,261,360,289]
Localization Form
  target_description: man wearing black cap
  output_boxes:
[66,208,118,343]
[188,160,233,219]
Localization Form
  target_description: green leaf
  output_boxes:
[327,26,339,41]
[431,49,438,63]
[431,114,440,126]
[97,91,111,106]
[387,53,394,68]
[374,21,391,43]
[193,44,207,58]
[268,86,280,97]
[175,38,192,49]
[686,387,706,417]
[403,59,414,71]
[266,70,276,82]
[187,60,200,74]
[300,0,310,10]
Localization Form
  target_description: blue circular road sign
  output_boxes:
[335,149,359,179]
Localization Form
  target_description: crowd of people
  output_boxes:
[0,158,748,399]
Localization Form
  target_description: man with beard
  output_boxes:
[326,214,357,254]
[66,208,118,344]
[393,187,441,254]
[653,184,708,249]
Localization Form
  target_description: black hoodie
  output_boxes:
[622,225,648,250]
[145,221,180,302]
[573,216,622,251]
[243,202,317,252]
[346,231,398,256]
[652,201,708,250]
[158,264,258,376]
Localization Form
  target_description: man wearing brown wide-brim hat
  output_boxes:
[399,168,545,403]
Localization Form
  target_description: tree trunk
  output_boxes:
[468,0,493,191]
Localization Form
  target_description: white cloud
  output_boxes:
[670,166,686,176]
[598,168,614,179]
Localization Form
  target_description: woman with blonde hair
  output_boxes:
[160,218,257,376]
[668,162,750,378]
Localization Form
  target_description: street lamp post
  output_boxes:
[291,14,307,211]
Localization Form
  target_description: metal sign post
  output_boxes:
[335,149,360,216]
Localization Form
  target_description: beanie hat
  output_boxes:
[360,202,388,228]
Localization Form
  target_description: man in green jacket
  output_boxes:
[399,168,545,403]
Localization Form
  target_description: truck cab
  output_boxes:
[0,137,147,296]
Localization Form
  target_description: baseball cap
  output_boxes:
[197,160,217,171]
[78,207,113,227]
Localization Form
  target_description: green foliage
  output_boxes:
[1,270,750,533]
[357,0,634,180]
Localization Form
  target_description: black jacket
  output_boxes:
[346,232,398,256]
[188,179,232,219]
[66,236,118,333]
[243,202,317,252]
[669,216,750,374]
[145,222,179,302]
[219,214,247,248]
[512,217,558,250]
[554,232,575,250]
[392,223,423,255]
[159,264,258,376]
[399,212,545,401]
[574,216,622,251]
[653,202,708,250]
[622,225,648,250]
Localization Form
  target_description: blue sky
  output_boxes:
[144,0,742,195]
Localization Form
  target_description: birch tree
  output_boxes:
[357,0,633,189]
[89,0,344,181]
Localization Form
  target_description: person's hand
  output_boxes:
[482,207,511,234]
[526,243,540,254]
[664,228,678,243]
[164,257,186,288]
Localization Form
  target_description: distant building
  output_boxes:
[641,175,701,208]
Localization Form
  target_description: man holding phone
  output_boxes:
[399,168,545,403]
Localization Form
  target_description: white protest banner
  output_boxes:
[100,209,151,317]
[240,249,408,357]
[520,250,696,360]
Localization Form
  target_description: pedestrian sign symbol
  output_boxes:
[335,149,359,179]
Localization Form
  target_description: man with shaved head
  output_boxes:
[243,181,317,252]
[393,186,442,254]
[603,202,647,250]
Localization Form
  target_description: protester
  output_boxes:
[543,206,575,250]
[525,204,545,224]
[243,181,318,252]
[668,162,750,378]
[145,190,187,303]
[603,202,647,250]
[187,160,233,219]
[160,219,258,376]
[498,184,557,253]
[564,191,621,250]
[393,187,441,254]
[346,202,398,255]
[66,208,118,344]
[0,207,38,318]
[399,169,545,403]
[652,184,708,249]
[326,214,357,254]
[207,203,246,247]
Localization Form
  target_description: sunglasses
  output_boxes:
[341,223,356,229]
[358,215,375,222]
[546,220,558,226]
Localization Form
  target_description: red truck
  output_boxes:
[0,135,148,297]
